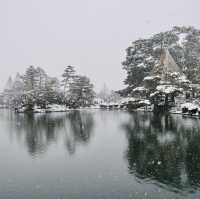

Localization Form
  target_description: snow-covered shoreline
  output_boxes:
[4,100,200,120]
[14,104,101,113]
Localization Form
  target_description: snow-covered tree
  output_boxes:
[68,75,95,108]
[62,65,76,96]
[122,26,200,96]
[23,66,39,91]
[36,67,47,90]
[3,64,96,111]
[9,66,60,110]
[43,77,60,105]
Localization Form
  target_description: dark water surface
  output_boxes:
[1,109,200,199]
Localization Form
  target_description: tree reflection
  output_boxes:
[64,110,94,154]
[186,135,200,187]
[8,111,94,156]
[122,112,200,190]
[13,113,66,156]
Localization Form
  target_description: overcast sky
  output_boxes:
[0,0,200,92]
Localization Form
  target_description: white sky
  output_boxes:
[0,0,200,92]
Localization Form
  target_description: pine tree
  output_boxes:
[62,65,76,96]
[36,67,47,90]
[68,75,95,108]
[122,26,200,96]
[44,77,60,105]
[23,66,39,91]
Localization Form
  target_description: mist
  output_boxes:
[1,0,200,91]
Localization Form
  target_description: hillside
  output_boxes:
[122,26,200,95]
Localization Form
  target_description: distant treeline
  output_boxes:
[2,65,95,110]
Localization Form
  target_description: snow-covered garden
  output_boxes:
[1,65,95,113]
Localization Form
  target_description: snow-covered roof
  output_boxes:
[189,84,200,89]
[159,80,172,85]
[139,99,151,105]
[120,97,137,103]
[177,75,190,84]
[144,75,160,81]
[145,56,153,61]
[156,85,182,94]
[181,103,199,110]
[132,86,147,92]
[120,98,151,106]
[150,91,159,97]
[137,63,146,68]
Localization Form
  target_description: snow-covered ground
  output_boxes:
[16,104,68,113]
[46,104,69,112]
[16,104,101,113]
[14,99,200,119]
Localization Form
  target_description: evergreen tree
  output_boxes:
[62,65,76,96]
[68,75,95,108]
[44,77,60,105]
[35,76,60,108]
[3,65,95,111]
[122,26,200,96]
[23,66,39,91]
[36,67,47,90]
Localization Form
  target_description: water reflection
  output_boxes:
[65,111,94,154]
[2,109,200,197]
[122,112,200,191]
[4,110,94,156]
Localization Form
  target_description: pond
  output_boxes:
[0,109,200,199]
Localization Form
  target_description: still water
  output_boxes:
[1,109,200,199]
